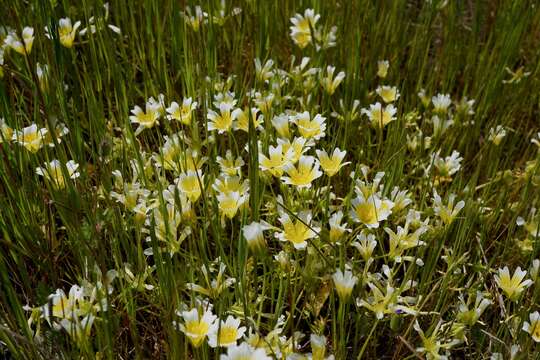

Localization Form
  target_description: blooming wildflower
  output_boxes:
[530,259,540,281]
[12,124,47,152]
[216,150,244,176]
[166,98,198,125]
[430,150,463,179]
[177,170,204,202]
[177,308,217,347]
[310,334,329,360]
[254,58,274,83]
[456,96,475,115]
[4,27,34,55]
[233,107,263,133]
[413,320,459,360]
[207,102,239,133]
[130,103,160,135]
[36,160,80,189]
[293,111,326,140]
[488,125,507,146]
[384,223,427,260]
[276,211,319,250]
[352,233,377,261]
[182,5,207,31]
[36,63,49,92]
[213,175,249,195]
[316,148,349,177]
[390,187,413,213]
[59,314,95,343]
[431,115,453,138]
[272,113,291,138]
[522,311,540,342]
[259,144,295,178]
[289,9,320,49]
[208,315,246,348]
[252,91,275,114]
[242,221,272,251]
[376,85,400,103]
[217,191,248,219]
[58,18,81,48]
[282,155,323,188]
[332,269,357,300]
[320,66,345,95]
[358,281,415,320]
[41,286,84,320]
[377,60,389,78]
[350,193,394,229]
[220,342,271,360]
[361,102,397,128]
[418,88,431,107]
[494,266,533,301]
[432,190,464,225]
[432,94,452,114]
[0,118,13,143]
[328,211,350,243]
[457,291,492,326]
[277,137,312,163]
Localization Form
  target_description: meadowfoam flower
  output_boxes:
[332,269,358,300]
[293,111,326,140]
[316,148,349,177]
[208,315,246,348]
[310,334,330,360]
[494,266,533,301]
[36,160,80,189]
[277,137,312,163]
[166,98,198,125]
[488,125,507,146]
[242,221,272,251]
[377,60,390,78]
[320,66,345,95]
[0,118,13,143]
[220,342,271,360]
[432,190,464,225]
[282,155,323,189]
[177,308,217,347]
[276,211,319,250]
[431,150,462,178]
[432,93,452,114]
[130,102,160,135]
[328,211,350,243]
[289,9,320,49]
[259,144,294,178]
[522,311,540,342]
[350,193,394,229]
[272,113,291,138]
[177,170,204,202]
[182,5,208,31]
[217,191,248,219]
[352,232,377,261]
[457,291,492,326]
[233,107,263,133]
[376,85,400,103]
[58,18,81,48]
[13,124,47,153]
[254,58,274,83]
[4,27,34,55]
[361,103,397,128]
[216,150,244,176]
[207,102,239,133]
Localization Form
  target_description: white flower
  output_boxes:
[242,221,272,251]
[208,315,246,347]
[220,342,271,360]
[332,269,358,300]
[432,93,452,113]
[488,125,506,146]
[522,311,540,342]
[289,9,320,49]
[361,102,397,128]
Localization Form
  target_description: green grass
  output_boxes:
[1,0,540,358]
